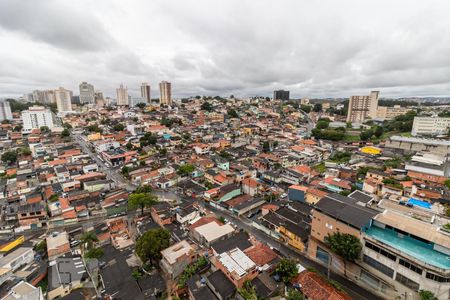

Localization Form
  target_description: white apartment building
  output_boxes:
[346,91,379,123]
[54,87,73,113]
[22,106,55,132]
[116,84,128,106]
[411,117,450,136]
[0,100,13,121]
[79,82,95,104]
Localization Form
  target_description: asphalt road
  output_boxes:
[203,203,382,300]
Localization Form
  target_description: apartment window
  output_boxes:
[363,255,394,278]
[426,272,450,283]
[399,258,422,275]
[365,241,396,261]
[395,273,419,292]
[360,269,380,291]
[316,246,330,265]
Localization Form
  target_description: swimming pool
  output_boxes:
[407,198,432,209]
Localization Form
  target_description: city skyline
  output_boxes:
[1,0,450,99]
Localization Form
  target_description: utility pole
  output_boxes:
[327,254,332,280]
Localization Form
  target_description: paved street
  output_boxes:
[72,131,379,300]
[203,203,381,300]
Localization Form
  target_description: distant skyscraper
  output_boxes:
[79,82,95,104]
[346,91,379,123]
[159,81,171,105]
[22,106,54,131]
[54,87,73,113]
[273,90,290,101]
[32,90,56,104]
[116,84,129,106]
[0,100,13,121]
[140,83,151,103]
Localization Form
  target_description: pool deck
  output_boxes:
[365,226,450,270]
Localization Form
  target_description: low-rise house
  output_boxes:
[46,231,70,260]
[212,247,258,288]
[0,247,34,272]
[207,270,236,300]
[160,240,197,279]
[47,256,89,300]
[191,221,235,246]
[1,280,44,300]
[292,270,352,300]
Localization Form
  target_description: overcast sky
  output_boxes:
[1,0,450,99]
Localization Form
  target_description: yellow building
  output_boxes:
[360,146,382,155]
[87,132,102,141]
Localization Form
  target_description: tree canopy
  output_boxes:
[1,151,17,164]
[177,164,195,176]
[200,101,213,112]
[324,232,362,275]
[113,123,125,131]
[128,191,158,214]
[275,258,298,283]
[80,231,99,250]
[419,290,438,300]
[135,228,170,264]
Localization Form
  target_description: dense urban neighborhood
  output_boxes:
[1,86,450,300]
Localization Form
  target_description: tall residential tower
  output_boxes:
[346,91,379,123]
[116,84,129,106]
[159,81,171,105]
[140,83,151,103]
[54,87,73,113]
[79,82,95,104]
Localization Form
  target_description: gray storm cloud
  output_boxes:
[1,0,450,98]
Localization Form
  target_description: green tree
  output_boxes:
[1,151,17,164]
[113,123,125,131]
[125,142,133,150]
[48,194,59,202]
[444,179,450,189]
[238,281,258,300]
[18,147,32,156]
[80,232,99,251]
[61,128,70,138]
[374,126,384,138]
[324,232,362,276]
[275,259,298,283]
[135,228,170,265]
[262,141,271,153]
[84,248,104,259]
[132,268,143,280]
[286,289,304,300]
[136,102,147,109]
[128,192,158,215]
[227,109,239,118]
[300,105,311,113]
[346,122,352,129]
[419,290,438,300]
[14,125,22,132]
[121,166,130,176]
[360,130,373,141]
[134,185,153,194]
[40,126,50,133]
[201,101,213,111]
[35,240,47,253]
[177,164,195,176]
[316,120,330,129]
[313,103,322,112]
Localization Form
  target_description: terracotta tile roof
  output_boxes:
[292,271,352,300]
[242,178,258,188]
[224,194,252,207]
[189,216,221,230]
[244,242,278,266]
[289,185,308,192]
[307,188,329,198]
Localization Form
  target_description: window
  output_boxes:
[395,273,419,292]
[360,269,380,290]
[363,255,394,278]
[316,246,330,265]
[399,258,422,275]
[365,241,396,261]
[426,272,450,283]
